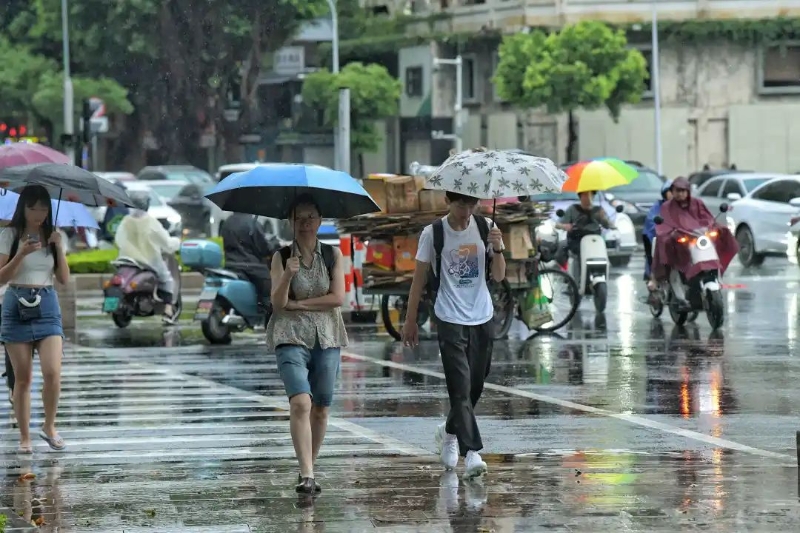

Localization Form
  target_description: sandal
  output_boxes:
[17,445,32,454]
[38,429,66,451]
[295,476,321,494]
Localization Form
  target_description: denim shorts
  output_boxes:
[275,341,341,407]
[1,286,63,344]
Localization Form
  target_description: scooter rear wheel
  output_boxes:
[201,300,232,345]
[668,288,689,325]
[112,312,132,328]
[593,282,608,313]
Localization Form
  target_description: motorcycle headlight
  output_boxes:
[611,199,638,215]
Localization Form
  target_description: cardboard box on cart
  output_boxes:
[363,174,420,214]
[502,224,534,260]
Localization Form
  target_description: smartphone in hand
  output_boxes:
[27,234,39,243]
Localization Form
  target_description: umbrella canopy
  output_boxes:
[0,189,99,229]
[561,158,639,193]
[204,163,380,219]
[0,163,135,208]
[424,149,565,199]
[0,143,70,169]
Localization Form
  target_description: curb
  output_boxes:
[0,506,38,532]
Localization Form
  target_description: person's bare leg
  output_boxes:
[37,336,63,439]
[310,405,329,462]
[289,394,314,478]
[7,343,34,449]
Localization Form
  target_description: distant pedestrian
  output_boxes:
[0,185,69,453]
[402,191,506,478]
[266,194,348,494]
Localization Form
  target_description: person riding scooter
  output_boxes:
[651,177,738,310]
[114,190,181,324]
[219,213,280,310]
[643,180,673,288]
[554,191,616,272]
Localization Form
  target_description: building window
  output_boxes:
[760,43,800,94]
[462,55,478,103]
[406,66,424,97]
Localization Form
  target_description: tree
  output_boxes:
[494,21,649,162]
[0,39,132,141]
[23,0,327,167]
[302,62,401,174]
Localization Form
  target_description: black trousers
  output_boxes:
[437,319,494,457]
[643,235,653,281]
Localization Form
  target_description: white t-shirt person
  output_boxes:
[416,215,494,325]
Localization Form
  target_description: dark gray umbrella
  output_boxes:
[0,163,135,208]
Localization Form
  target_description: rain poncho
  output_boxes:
[114,210,180,294]
[652,178,738,281]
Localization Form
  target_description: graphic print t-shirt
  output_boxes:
[416,216,493,326]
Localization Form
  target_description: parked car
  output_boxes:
[119,181,183,236]
[95,171,137,184]
[137,165,215,186]
[724,174,800,266]
[144,180,222,239]
[532,191,638,267]
[688,167,750,191]
[695,174,771,213]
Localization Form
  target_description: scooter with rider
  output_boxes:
[651,178,738,329]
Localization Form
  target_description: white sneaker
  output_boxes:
[464,450,487,479]
[435,422,458,470]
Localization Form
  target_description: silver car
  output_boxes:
[695,174,770,213]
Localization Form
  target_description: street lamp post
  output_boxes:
[651,1,663,175]
[326,0,350,175]
[61,0,75,165]
[431,56,464,154]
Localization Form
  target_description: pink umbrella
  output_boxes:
[0,142,70,169]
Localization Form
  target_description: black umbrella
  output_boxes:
[0,163,135,209]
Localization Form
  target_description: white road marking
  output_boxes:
[342,351,795,461]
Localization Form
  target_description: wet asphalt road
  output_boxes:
[3,255,800,531]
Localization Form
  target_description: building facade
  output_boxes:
[360,0,800,178]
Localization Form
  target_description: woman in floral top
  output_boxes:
[266,194,348,495]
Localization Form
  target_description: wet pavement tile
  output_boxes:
[4,257,800,531]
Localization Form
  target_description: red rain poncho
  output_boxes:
[652,178,738,280]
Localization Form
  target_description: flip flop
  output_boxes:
[38,429,65,451]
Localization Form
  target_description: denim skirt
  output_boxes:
[1,286,63,343]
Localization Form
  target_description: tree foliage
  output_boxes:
[302,62,401,154]
[0,38,132,132]
[11,0,326,165]
[494,21,648,159]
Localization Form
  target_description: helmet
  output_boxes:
[660,180,673,200]
[127,190,151,212]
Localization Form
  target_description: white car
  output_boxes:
[722,173,800,267]
[695,173,771,214]
[120,181,183,236]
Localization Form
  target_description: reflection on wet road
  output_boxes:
[3,256,800,531]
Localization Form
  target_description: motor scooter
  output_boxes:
[556,205,624,313]
[652,204,729,329]
[180,239,269,344]
[102,254,183,328]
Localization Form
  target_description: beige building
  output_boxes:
[360,0,800,178]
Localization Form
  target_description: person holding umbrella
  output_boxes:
[402,148,565,479]
[0,185,70,453]
[204,163,381,495]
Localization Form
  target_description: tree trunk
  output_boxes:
[566,110,578,163]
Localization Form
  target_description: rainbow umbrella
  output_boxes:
[561,158,639,193]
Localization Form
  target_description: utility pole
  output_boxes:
[651,0,663,175]
[61,0,75,165]
[326,0,351,175]
[431,56,464,154]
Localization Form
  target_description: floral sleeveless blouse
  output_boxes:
[266,241,349,351]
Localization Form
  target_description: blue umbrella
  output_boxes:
[204,164,380,219]
[0,189,99,229]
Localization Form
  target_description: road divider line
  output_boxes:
[342,351,794,462]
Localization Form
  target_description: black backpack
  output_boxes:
[426,215,492,300]
[279,244,336,300]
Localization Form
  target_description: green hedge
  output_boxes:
[67,237,225,274]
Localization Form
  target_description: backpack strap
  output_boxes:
[426,219,445,295]
[472,215,493,281]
